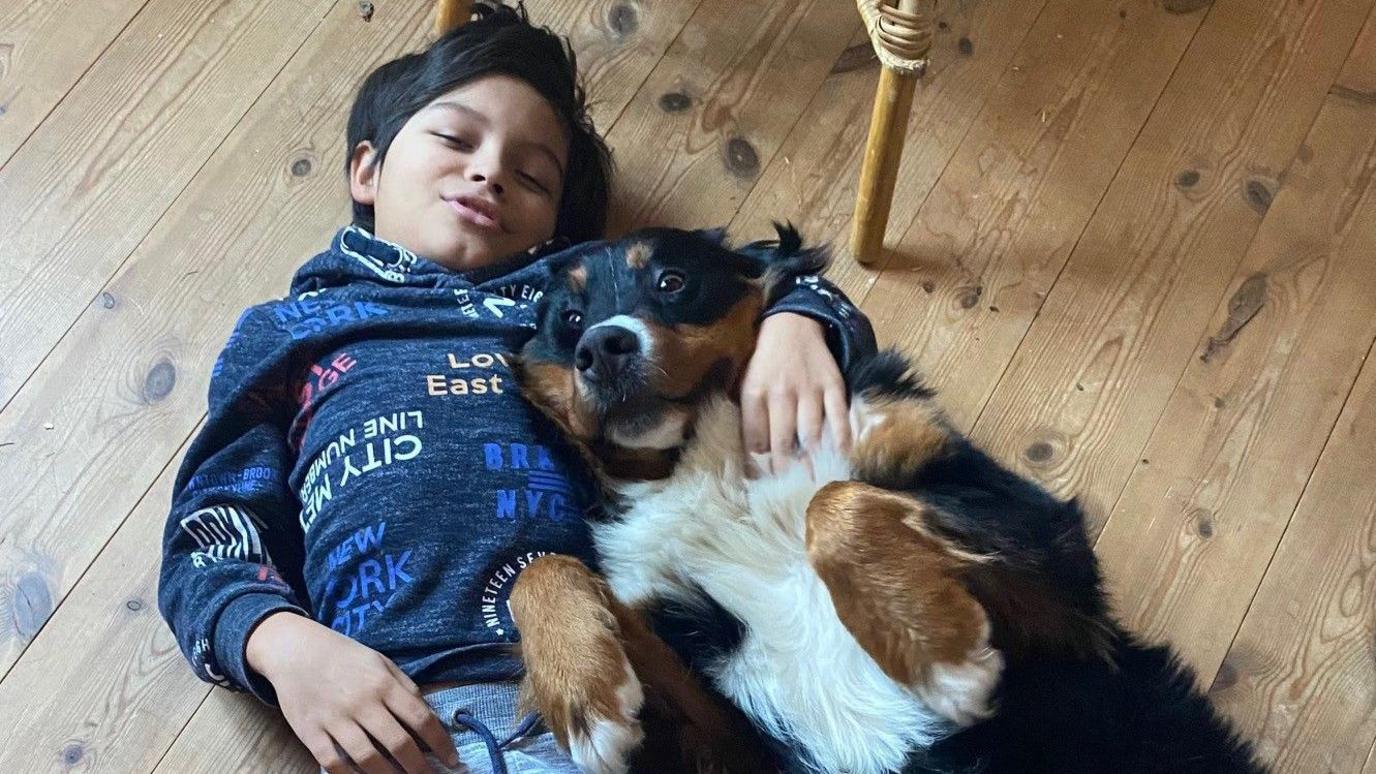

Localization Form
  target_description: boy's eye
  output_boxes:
[561,309,584,328]
[436,133,473,151]
[656,270,687,294]
[519,172,552,195]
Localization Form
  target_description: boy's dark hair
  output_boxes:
[346,2,614,244]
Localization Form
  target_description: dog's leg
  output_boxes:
[806,481,1003,726]
[509,555,645,774]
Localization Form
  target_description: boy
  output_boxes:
[158,4,876,773]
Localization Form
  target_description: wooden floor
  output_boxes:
[1,0,1373,770]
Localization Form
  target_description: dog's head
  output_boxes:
[519,223,827,476]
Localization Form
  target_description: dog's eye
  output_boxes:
[656,270,687,294]
[561,309,584,328]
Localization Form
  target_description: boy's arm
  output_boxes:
[763,273,878,370]
[157,308,308,705]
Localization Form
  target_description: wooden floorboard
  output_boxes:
[1205,342,1376,772]
[961,0,1373,535]
[1095,6,1376,685]
[852,0,1206,430]
[0,0,154,167]
[2,0,1374,772]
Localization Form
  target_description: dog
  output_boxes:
[509,225,1264,774]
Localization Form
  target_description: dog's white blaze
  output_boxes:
[567,658,645,774]
[595,397,947,774]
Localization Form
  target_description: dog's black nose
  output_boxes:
[576,326,640,381]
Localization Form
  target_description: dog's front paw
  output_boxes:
[558,658,645,774]
[913,646,1004,727]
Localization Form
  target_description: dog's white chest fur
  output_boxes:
[593,398,944,774]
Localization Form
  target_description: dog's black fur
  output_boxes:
[522,225,1265,774]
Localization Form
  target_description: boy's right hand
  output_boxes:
[246,611,461,774]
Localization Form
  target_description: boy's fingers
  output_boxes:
[385,660,423,696]
[331,721,395,774]
[306,731,352,774]
[824,387,852,454]
[741,390,770,476]
[389,689,460,768]
[769,391,797,476]
[796,394,824,454]
[362,707,432,774]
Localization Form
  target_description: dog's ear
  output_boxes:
[692,226,730,246]
[738,221,831,304]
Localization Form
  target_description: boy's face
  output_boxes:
[350,74,570,271]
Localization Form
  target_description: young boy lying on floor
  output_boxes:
[158,4,875,772]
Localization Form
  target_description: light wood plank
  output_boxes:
[153,690,316,773]
[1204,348,1376,772]
[729,0,1049,300]
[0,430,209,773]
[0,0,435,684]
[0,0,153,167]
[0,0,337,410]
[1095,10,1376,685]
[851,0,1207,430]
[961,0,1373,535]
[603,0,861,235]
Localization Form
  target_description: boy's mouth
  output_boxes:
[449,196,503,232]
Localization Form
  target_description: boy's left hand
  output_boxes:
[741,312,852,476]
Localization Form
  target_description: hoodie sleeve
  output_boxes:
[158,306,310,705]
[764,274,878,372]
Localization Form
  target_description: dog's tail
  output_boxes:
[913,629,1265,774]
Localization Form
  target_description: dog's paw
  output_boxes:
[913,646,1004,727]
[564,659,645,774]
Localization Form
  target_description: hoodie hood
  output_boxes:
[289,226,572,296]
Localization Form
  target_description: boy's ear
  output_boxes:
[349,141,379,205]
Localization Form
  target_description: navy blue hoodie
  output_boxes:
[158,225,876,704]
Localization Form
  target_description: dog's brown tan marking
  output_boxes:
[625,241,652,269]
[806,481,1002,725]
[643,294,764,401]
[518,360,600,443]
[511,555,770,773]
[850,393,951,486]
[510,556,643,772]
[567,263,588,292]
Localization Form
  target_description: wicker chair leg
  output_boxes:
[435,0,475,36]
[850,0,927,266]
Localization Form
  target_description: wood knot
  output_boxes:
[100,292,116,309]
[12,571,54,640]
[608,3,638,36]
[1213,395,1226,409]
[62,743,85,767]
[1175,169,1200,190]
[143,359,177,404]
[126,598,144,612]
[357,1,374,22]
[1210,656,1240,693]
[1191,508,1214,539]
[1119,9,1128,18]
[1163,0,1212,13]
[937,20,949,30]
[290,157,313,177]
[957,37,974,56]
[724,137,760,178]
[1243,176,1275,214]
[956,285,983,309]
[920,280,935,293]
[658,92,691,113]
[1024,441,1055,464]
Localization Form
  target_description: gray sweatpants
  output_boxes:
[322,681,582,774]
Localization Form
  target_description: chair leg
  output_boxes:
[850,0,925,266]
[434,0,474,36]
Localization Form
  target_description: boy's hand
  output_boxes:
[741,313,852,476]
[246,612,460,774]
